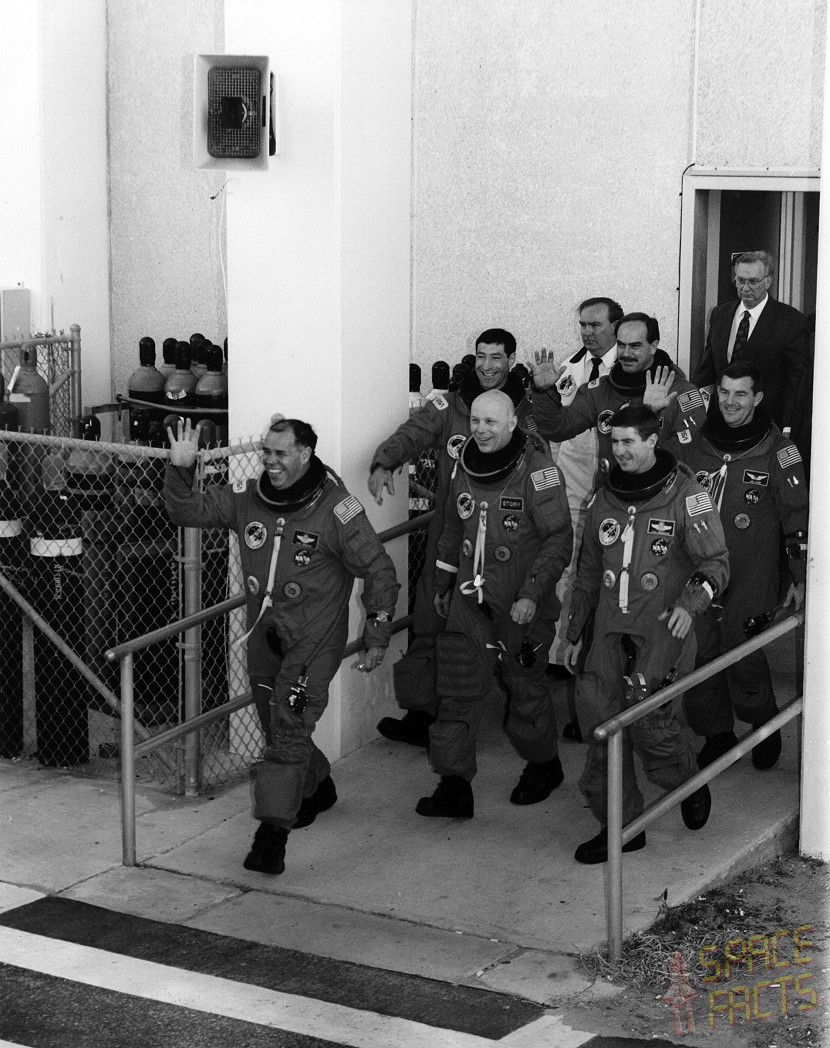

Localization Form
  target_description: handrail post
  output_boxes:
[69,323,82,438]
[182,526,202,796]
[607,728,624,960]
[120,654,136,867]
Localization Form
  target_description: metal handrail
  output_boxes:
[599,610,805,959]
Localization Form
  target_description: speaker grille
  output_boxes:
[207,67,261,159]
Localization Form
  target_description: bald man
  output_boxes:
[416,390,573,818]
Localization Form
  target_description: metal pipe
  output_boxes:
[594,612,803,740]
[607,730,624,959]
[182,527,202,796]
[376,513,434,544]
[120,654,136,867]
[105,594,245,661]
[69,324,82,438]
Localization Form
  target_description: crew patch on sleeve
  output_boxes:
[677,389,704,413]
[531,467,561,491]
[777,445,802,469]
[686,491,714,517]
[334,495,364,524]
[431,394,449,411]
[233,477,246,493]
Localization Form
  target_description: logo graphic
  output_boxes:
[744,488,760,505]
[294,550,311,566]
[447,434,466,459]
[599,518,621,545]
[597,409,615,434]
[648,518,676,536]
[651,537,670,557]
[293,530,319,549]
[502,514,519,532]
[743,469,769,486]
[244,521,267,549]
[457,492,475,520]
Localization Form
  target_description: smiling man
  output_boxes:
[693,251,810,448]
[530,313,708,481]
[674,362,808,772]
[564,405,728,864]
[368,328,541,749]
[416,389,572,818]
[165,415,399,877]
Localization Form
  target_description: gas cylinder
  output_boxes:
[222,336,228,376]
[127,336,166,435]
[409,363,426,416]
[0,373,20,488]
[9,346,49,433]
[163,342,197,409]
[26,489,89,766]
[190,333,208,380]
[158,337,178,381]
[194,344,228,444]
[0,480,25,757]
[66,415,117,500]
[426,360,450,402]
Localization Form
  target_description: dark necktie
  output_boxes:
[732,310,751,361]
[588,356,601,383]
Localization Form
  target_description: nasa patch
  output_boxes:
[648,518,676,537]
[599,518,621,546]
[431,394,449,411]
[734,513,751,530]
[744,488,760,505]
[558,374,576,396]
[233,477,246,493]
[502,514,519,532]
[244,521,267,550]
[457,492,475,520]
[677,429,692,444]
[695,470,711,489]
[447,434,466,460]
[294,549,312,567]
[597,409,615,435]
[743,469,769,487]
[651,537,669,557]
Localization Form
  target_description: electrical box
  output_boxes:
[0,287,30,341]
[194,54,278,170]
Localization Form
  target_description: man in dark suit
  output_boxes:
[693,250,810,447]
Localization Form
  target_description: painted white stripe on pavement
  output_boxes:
[0,927,560,1048]
[498,1014,594,1046]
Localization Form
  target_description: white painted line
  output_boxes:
[498,1013,595,1046]
[1,926,544,1048]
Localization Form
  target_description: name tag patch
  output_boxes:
[500,497,524,511]
[743,470,769,487]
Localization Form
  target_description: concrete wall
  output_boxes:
[107,0,226,403]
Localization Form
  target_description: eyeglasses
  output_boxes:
[735,276,768,288]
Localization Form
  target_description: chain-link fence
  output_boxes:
[0,430,436,794]
[0,328,82,438]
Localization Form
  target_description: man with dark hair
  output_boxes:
[545,297,623,724]
[368,327,539,747]
[530,313,708,482]
[674,362,808,770]
[693,250,810,446]
[564,405,729,864]
[415,389,572,817]
[165,415,399,876]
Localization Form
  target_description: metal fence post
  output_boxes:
[182,525,202,796]
[607,728,624,960]
[69,324,82,438]
[120,653,136,867]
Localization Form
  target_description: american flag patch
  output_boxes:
[777,445,802,469]
[531,467,561,491]
[524,414,538,432]
[677,389,705,413]
[686,491,713,517]
[334,495,364,524]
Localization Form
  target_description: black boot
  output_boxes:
[681,784,711,830]
[509,757,564,805]
[293,775,338,829]
[377,709,435,747]
[415,775,474,818]
[697,731,738,769]
[243,823,289,875]
[574,826,647,864]
[752,725,782,770]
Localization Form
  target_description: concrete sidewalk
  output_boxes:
[0,657,800,1008]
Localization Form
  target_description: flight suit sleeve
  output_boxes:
[565,497,604,642]
[330,494,400,648]
[530,382,598,444]
[370,399,448,473]
[664,382,708,444]
[673,487,730,617]
[772,440,809,586]
[518,465,574,605]
[164,462,237,531]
